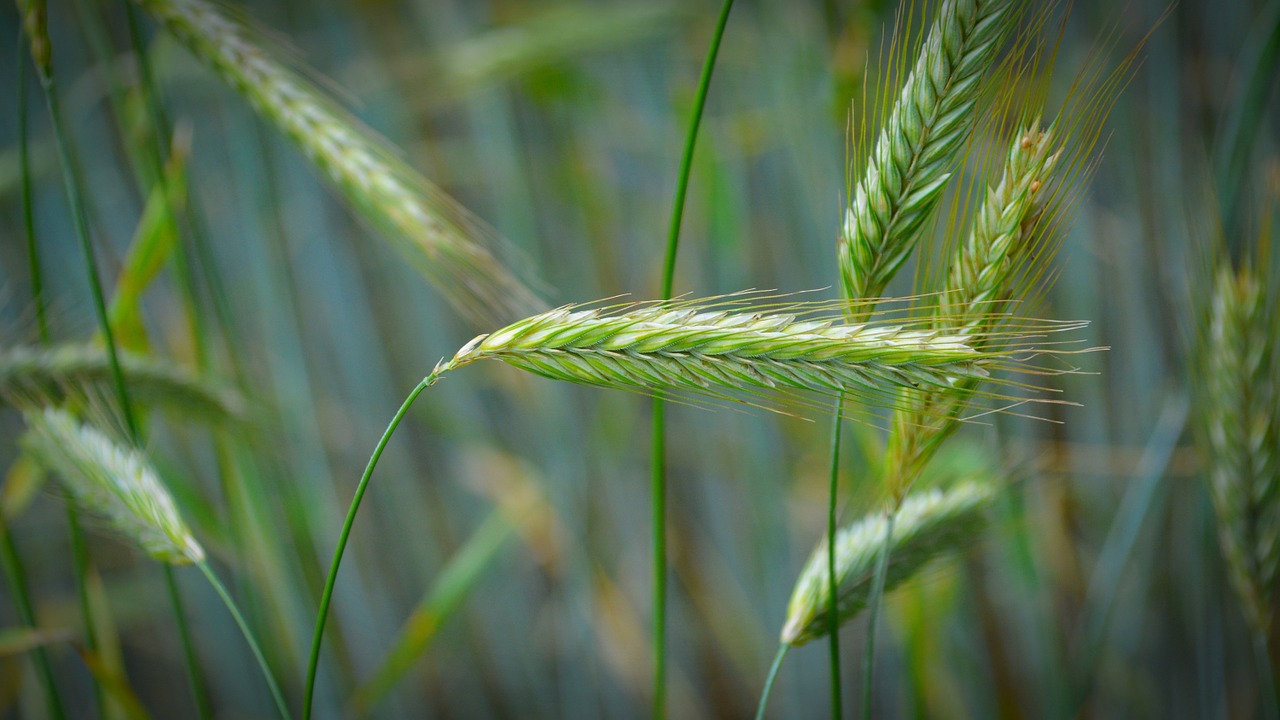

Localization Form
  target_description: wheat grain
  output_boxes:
[22,407,205,564]
[780,481,993,646]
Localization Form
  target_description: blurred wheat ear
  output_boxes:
[1198,260,1280,638]
[22,407,205,565]
[133,0,544,327]
[780,481,994,646]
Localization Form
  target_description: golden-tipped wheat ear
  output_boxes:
[425,295,1087,415]
[882,125,1064,494]
[1,344,245,422]
[781,481,993,645]
[22,407,205,565]
[838,0,1019,306]
[134,0,541,326]
[1199,263,1280,636]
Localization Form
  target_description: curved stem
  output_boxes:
[166,565,213,720]
[826,403,844,719]
[860,511,896,720]
[197,561,289,720]
[755,644,790,720]
[304,373,436,719]
[651,3,733,717]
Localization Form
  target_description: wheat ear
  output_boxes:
[780,481,993,646]
[838,0,1018,306]
[133,0,541,326]
[1200,264,1280,636]
[432,297,1080,411]
[0,344,244,422]
[22,407,204,565]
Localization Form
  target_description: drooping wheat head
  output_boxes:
[780,481,993,645]
[134,0,542,326]
[22,407,205,564]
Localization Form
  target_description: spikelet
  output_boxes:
[22,407,205,564]
[431,296,1084,414]
[0,344,244,422]
[839,0,1019,307]
[780,481,993,646]
[1199,263,1280,636]
[134,0,541,326]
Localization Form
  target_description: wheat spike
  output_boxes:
[839,0,1019,306]
[1200,264,1280,636]
[134,0,541,326]
[0,344,244,422]
[431,296,1079,411]
[22,407,205,565]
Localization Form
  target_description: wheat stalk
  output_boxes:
[838,0,1019,307]
[1200,264,1280,636]
[0,344,244,422]
[22,407,205,565]
[780,481,993,646]
[430,296,1080,410]
[133,0,541,326]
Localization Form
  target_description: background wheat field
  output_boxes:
[2,0,1279,718]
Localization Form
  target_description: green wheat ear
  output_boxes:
[22,407,205,565]
[839,0,1019,307]
[134,0,543,327]
[1199,261,1280,637]
[780,481,994,646]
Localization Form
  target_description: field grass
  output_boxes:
[1,0,1278,718]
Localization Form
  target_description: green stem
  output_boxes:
[197,561,290,720]
[304,373,436,720]
[755,644,790,720]
[651,3,732,717]
[0,512,66,720]
[165,565,213,720]
[66,506,106,718]
[861,510,895,720]
[1254,633,1280,720]
[826,403,844,719]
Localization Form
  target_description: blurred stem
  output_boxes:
[165,565,213,720]
[651,2,732,717]
[861,510,895,720]
[0,511,66,720]
[1254,632,1280,720]
[755,644,790,720]
[196,561,290,720]
[18,41,105,718]
[826,403,844,719]
[305,373,436,720]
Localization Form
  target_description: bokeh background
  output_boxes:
[2,0,1278,717]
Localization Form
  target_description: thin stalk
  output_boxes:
[826,402,844,719]
[651,3,732,716]
[165,565,213,720]
[196,561,290,720]
[0,512,66,720]
[18,42,105,717]
[861,511,895,720]
[1253,633,1280,720]
[304,373,435,720]
[755,644,790,720]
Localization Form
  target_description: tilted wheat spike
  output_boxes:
[22,407,205,565]
[780,481,993,645]
[883,125,1061,496]
[428,296,1081,413]
[134,0,541,326]
[1200,263,1280,637]
[0,344,245,422]
[838,0,1019,309]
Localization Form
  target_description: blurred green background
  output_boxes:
[2,0,1279,717]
